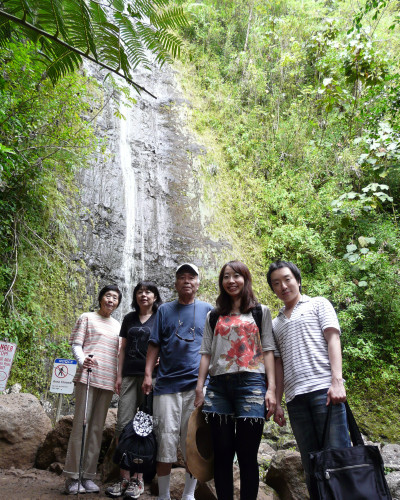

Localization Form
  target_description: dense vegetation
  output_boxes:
[0,0,188,399]
[0,41,105,393]
[178,0,400,439]
[1,0,399,440]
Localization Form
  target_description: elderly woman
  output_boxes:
[195,261,276,500]
[63,284,122,495]
[106,280,162,499]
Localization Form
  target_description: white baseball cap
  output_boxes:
[175,263,199,276]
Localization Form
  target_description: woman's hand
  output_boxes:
[194,387,204,408]
[265,387,276,420]
[115,375,122,395]
[82,355,95,370]
[142,374,153,395]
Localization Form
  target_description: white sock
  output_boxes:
[158,474,171,499]
[182,472,197,498]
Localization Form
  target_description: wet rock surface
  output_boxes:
[73,61,228,317]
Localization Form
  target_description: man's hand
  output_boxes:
[142,374,153,395]
[265,388,276,420]
[115,375,122,395]
[274,404,286,427]
[194,388,204,408]
[327,378,346,405]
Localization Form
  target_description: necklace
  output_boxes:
[175,299,196,342]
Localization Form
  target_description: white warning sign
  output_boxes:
[0,341,17,392]
[50,358,77,394]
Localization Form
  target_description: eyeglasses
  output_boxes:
[175,321,196,342]
[175,300,196,342]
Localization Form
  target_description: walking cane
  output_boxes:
[77,354,93,495]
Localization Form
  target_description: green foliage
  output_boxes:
[179,0,400,439]
[0,0,188,93]
[0,41,100,394]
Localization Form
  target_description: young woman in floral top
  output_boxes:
[195,261,276,500]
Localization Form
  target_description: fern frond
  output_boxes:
[0,0,189,91]
[63,0,97,56]
[150,6,189,31]
[35,0,67,39]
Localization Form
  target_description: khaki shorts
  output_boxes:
[153,389,196,463]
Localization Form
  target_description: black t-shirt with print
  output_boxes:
[120,311,156,377]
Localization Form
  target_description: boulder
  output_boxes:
[0,393,52,469]
[265,450,308,500]
[149,467,187,497]
[263,420,296,451]
[36,408,117,473]
[100,435,119,482]
[35,415,73,470]
[259,440,276,460]
[194,464,277,499]
[382,444,400,471]
[386,470,400,500]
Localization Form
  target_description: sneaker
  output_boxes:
[64,478,86,495]
[105,479,130,498]
[124,478,144,498]
[82,478,100,493]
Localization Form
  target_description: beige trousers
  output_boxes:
[63,382,113,479]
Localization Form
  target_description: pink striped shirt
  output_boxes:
[70,311,120,391]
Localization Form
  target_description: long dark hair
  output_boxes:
[216,261,258,315]
[131,281,162,312]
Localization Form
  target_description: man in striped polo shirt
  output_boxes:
[267,260,351,495]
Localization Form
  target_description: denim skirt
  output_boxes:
[203,372,266,420]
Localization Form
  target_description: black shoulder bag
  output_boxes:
[309,401,392,500]
[113,393,157,482]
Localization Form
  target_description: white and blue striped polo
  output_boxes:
[273,295,340,402]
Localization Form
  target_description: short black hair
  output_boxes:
[98,285,122,307]
[267,260,302,292]
[131,281,163,312]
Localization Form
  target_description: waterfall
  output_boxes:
[74,61,225,319]
[118,98,136,313]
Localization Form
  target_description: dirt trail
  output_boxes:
[0,469,155,500]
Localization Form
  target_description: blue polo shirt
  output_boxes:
[149,299,213,395]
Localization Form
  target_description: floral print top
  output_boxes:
[199,305,276,376]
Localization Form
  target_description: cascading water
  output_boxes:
[118,97,136,314]
[74,61,226,319]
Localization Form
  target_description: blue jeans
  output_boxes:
[203,372,266,419]
[287,388,351,490]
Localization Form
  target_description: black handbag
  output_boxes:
[309,401,392,500]
[113,393,157,482]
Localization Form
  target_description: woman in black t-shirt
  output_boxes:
[106,281,162,499]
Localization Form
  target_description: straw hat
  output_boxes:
[186,406,214,483]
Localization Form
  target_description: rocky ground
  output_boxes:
[0,467,278,500]
[0,468,156,500]
[1,393,399,500]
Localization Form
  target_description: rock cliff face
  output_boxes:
[73,62,225,317]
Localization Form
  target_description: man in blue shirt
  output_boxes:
[143,263,212,500]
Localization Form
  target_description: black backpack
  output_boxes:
[113,394,157,482]
[208,304,263,332]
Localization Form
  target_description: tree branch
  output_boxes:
[0,8,157,99]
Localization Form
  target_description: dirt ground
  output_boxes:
[0,468,156,500]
